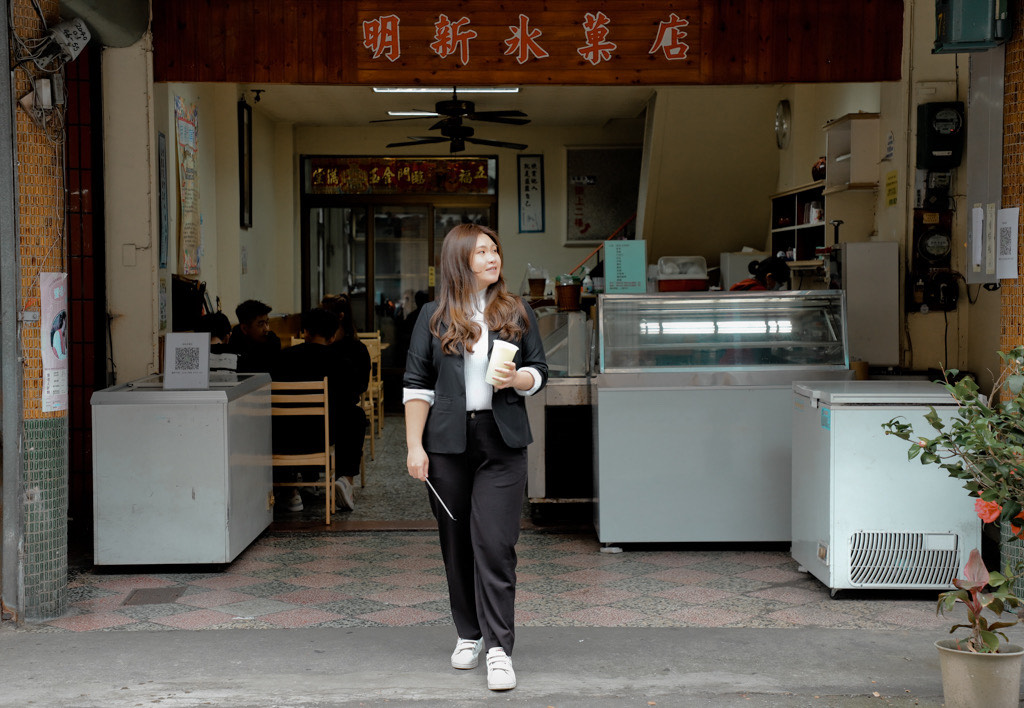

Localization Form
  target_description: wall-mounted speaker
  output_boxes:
[917,102,965,170]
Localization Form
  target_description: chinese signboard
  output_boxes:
[153,1,906,87]
[306,157,495,195]
[360,8,693,69]
[354,3,703,85]
[517,155,544,233]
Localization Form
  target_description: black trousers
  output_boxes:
[426,410,527,655]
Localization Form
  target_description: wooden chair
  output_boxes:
[358,331,385,438]
[271,378,334,525]
[359,388,375,469]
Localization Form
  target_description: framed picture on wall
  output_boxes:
[517,154,544,233]
[565,145,642,245]
[238,98,252,229]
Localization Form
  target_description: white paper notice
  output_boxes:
[163,332,210,390]
[997,207,1020,280]
[971,206,984,272]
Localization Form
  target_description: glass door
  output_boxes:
[308,207,367,326]
[372,206,429,368]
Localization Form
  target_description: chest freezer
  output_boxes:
[791,380,978,593]
[91,373,273,564]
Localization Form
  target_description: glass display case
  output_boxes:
[598,290,848,373]
[592,291,853,546]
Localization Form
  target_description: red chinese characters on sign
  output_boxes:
[431,14,477,64]
[504,14,549,65]
[650,12,690,60]
[308,158,493,196]
[363,14,401,62]
[577,12,616,66]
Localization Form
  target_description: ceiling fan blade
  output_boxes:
[466,114,531,126]
[464,137,528,150]
[386,136,449,148]
[370,115,437,123]
[469,110,528,118]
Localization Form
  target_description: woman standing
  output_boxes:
[404,224,547,692]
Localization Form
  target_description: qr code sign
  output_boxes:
[1000,226,1013,257]
[174,346,201,371]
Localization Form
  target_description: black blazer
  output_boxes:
[403,299,548,453]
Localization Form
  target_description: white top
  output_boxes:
[403,290,541,409]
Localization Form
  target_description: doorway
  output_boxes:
[302,199,496,408]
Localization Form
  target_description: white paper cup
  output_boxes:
[485,340,519,386]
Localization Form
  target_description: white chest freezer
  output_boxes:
[91,373,273,565]
[791,380,978,593]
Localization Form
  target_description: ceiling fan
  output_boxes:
[376,87,530,153]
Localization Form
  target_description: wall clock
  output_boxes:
[775,100,792,149]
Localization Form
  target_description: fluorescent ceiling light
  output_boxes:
[373,87,519,94]
[387,111,440,117]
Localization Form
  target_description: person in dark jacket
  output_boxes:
[403,224,547,692]
[320,293,371,489]
[271,307,359,513]
[227,299,281,373]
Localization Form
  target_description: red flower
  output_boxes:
[1011,511,1024,540]
[975,499,1002,523]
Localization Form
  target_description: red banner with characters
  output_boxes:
[307,157,494,195]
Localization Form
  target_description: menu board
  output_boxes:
[605,240,647,294]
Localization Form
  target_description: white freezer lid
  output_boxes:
[792,380,957,406]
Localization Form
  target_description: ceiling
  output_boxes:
[241,85,655,128]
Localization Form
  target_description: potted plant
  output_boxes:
[882,347,1024,577]
[933,549,1024,707]
[882,347,1024,706]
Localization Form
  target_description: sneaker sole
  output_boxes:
[451,657,479,670]
[487,678,516,691]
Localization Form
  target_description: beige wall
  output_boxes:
[152,82,298,322]
[639,86,781,265]
[103,38,160,382]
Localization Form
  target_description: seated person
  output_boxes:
[227,299,281,373]
[729,256,791,291]
[320,293,371,489]
[271,307,364,513]
[195,312,237,372]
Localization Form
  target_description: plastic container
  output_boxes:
[656,256,708,292]
[556,283,582,311]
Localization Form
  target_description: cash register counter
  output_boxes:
[593,291,853,545]
[90,373,272,565]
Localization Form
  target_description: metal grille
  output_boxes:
[848,532,959,588]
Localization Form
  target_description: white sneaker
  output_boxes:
[334,477,355,511]
[287,490,303,512]
[486,647,516,690]
[450,637,483,669]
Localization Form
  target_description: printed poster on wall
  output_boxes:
[40,272,69,412]
[174,96,201,275]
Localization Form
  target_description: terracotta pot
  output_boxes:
[935,639,1024,708]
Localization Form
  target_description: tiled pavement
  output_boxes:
[42,530,950,634]
[36,415,951,635]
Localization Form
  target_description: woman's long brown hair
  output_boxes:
[430,224,528,355]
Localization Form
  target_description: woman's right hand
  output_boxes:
[407,444,429,481]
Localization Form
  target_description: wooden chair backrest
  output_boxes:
[270,378,329,455]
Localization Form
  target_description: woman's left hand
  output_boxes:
[492,361,519,390]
